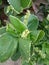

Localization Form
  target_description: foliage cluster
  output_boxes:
[0,0,49,65]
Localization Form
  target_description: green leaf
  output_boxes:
[42,42,49,55]
[0,33,18,62]
[27,14,39,31]
[11,43,21,61]
[7,0,32,13]
[7,0,22,13]
[30,30,45,42]
[6,23,17,37]
[0,27,6,35]
[11,50,21,61]
[9,15,27,33]
[21,0,31,8]
[19,38,31,61]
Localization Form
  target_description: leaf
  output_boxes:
[7,0,32,13]
[42,42,49,55]
[11,50,21,61]
[36,30,45,42]
[19,38,31,61]
[7,0,22,13]
[0,27,6,35]
[9,15,27,33]
[6,23,17,37]
[27,14,39,31]
[0,33,18,62]
[21,0,31,8]
[11,43,21,61]
[30,30,45,42]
